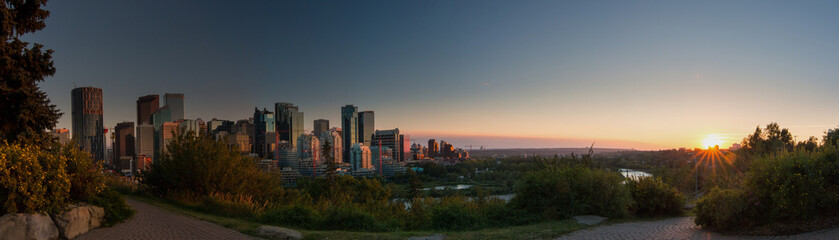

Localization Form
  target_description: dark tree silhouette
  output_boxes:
[0,0,61,145]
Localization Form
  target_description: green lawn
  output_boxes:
[127,195,589,240]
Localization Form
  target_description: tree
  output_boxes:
[407,169,423,199]
[1,0,61,145]
[825,128,839,146]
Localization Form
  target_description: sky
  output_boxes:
[30,0,839,150]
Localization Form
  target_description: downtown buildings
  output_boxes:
[71,87,105,162]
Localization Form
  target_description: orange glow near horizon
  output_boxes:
[701,134,726,149]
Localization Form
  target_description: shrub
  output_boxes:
[318,205,393,232]
[61,143,106,202]
[0,142,70,214]
[626,177,684,217]
[430,199,482,230]
[261,205,319,229]
[511,167,631,219]
[91,187,135,226]
[694,188,756,231]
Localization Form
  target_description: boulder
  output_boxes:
[406,233,446,240]
[0,213,59,240]
[53,205,104,239]
[255,225,303,240]
[87,206,105,229]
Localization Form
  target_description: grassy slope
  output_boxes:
[127,195,589,240]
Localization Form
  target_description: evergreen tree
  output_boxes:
[0,0,61,145]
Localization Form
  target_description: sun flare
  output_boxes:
[701,134,726,149]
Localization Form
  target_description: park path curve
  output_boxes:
[556,216,839,240]
[76,198,261,240]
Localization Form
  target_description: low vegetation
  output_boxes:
[0,141,134,225]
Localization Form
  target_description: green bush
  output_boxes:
[694,188,755,231]
[261,205,319,228]
[511,167,631,219]
[318,206,393,232]
[0,142,70,214]
[626,177,684,217]
[61,143,107,202]
[431,200,482,230]
[91,187,134,226]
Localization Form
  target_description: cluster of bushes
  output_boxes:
[0,142,134,226]
[696,145,839,231]
[510,167,684,219]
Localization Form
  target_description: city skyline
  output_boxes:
[34,1,839,150]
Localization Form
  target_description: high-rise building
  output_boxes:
[136,95,159,125]
[164,93,184,121]
[297,133,321,164]
[319,128,343,164]
[71,87,105,162]
[228,132,251,154]
[159,122,178,155]
[177,119,201,134]
[373,128,404,162]
[135,124,154,159]
[114,122,135,172]
[253,108,275,157]
[357,111,374,146]
[51,128,70,145]
[313,119,329,137]
[428,139,439,158]
[275,102,304,148]
[341,105,358,163]
[350,143,371,171]
[401,134,410,161]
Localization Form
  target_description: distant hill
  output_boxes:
[468,147,632,158]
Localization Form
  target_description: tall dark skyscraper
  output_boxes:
[164,93,184,121]
[114,121,135,171]
[313,119,329,137]
[253,108,275,158]
[136,94,159,125]
[373,128,404,162]
[357,111,374,146]
[71,87,105,162]
[341,105,358,163]
[275,102,304,148]
[428,139,439,158]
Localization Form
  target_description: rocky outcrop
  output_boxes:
[0,213,60,240]
[52,205,105,239]
[255,225,303,240]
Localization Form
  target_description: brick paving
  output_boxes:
[556,217,839,240]
[76,198,262,240]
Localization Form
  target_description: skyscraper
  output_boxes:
[136,94,159,125]
[357,111,375,146]
[164,93,184,121]
[313,119,329,137]
[319,128,343,164]
[114,122,135,172]
[135,124,154,159]
[341,105,358,163]
[71,87,105,162]
[428,139,439,158]
[350,143,371,171]
[253,108,275,158]
[275,102,304,148]
[372,128,404,162]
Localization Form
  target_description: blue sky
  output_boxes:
[33,0,839,149]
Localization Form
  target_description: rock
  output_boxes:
[87,206,105,229]
[406,233,446,240]
[0,213,59,240]
[573,215,607,225]
[255,225,303,240]
[53,206,93,239]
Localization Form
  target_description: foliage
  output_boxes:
[825,128,839,146]
[0,0,62,145]
[0,142,69,214]
[91,187,134,226]
[61,143,107,202]
[694,187,755,231]
[510,167,631,219]
[141,130,285,202]
[695,145,839,231]
[742,122,794,155]
[626,177,684,217]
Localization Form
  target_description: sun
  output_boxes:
[701,134,725,149]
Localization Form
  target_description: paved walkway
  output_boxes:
[76,198,261,240]
[556,217,839,240]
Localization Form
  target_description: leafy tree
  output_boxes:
[825,128,839,146]
[407,169,423,199]
[742,122,794,154]
[0,0,62,145]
